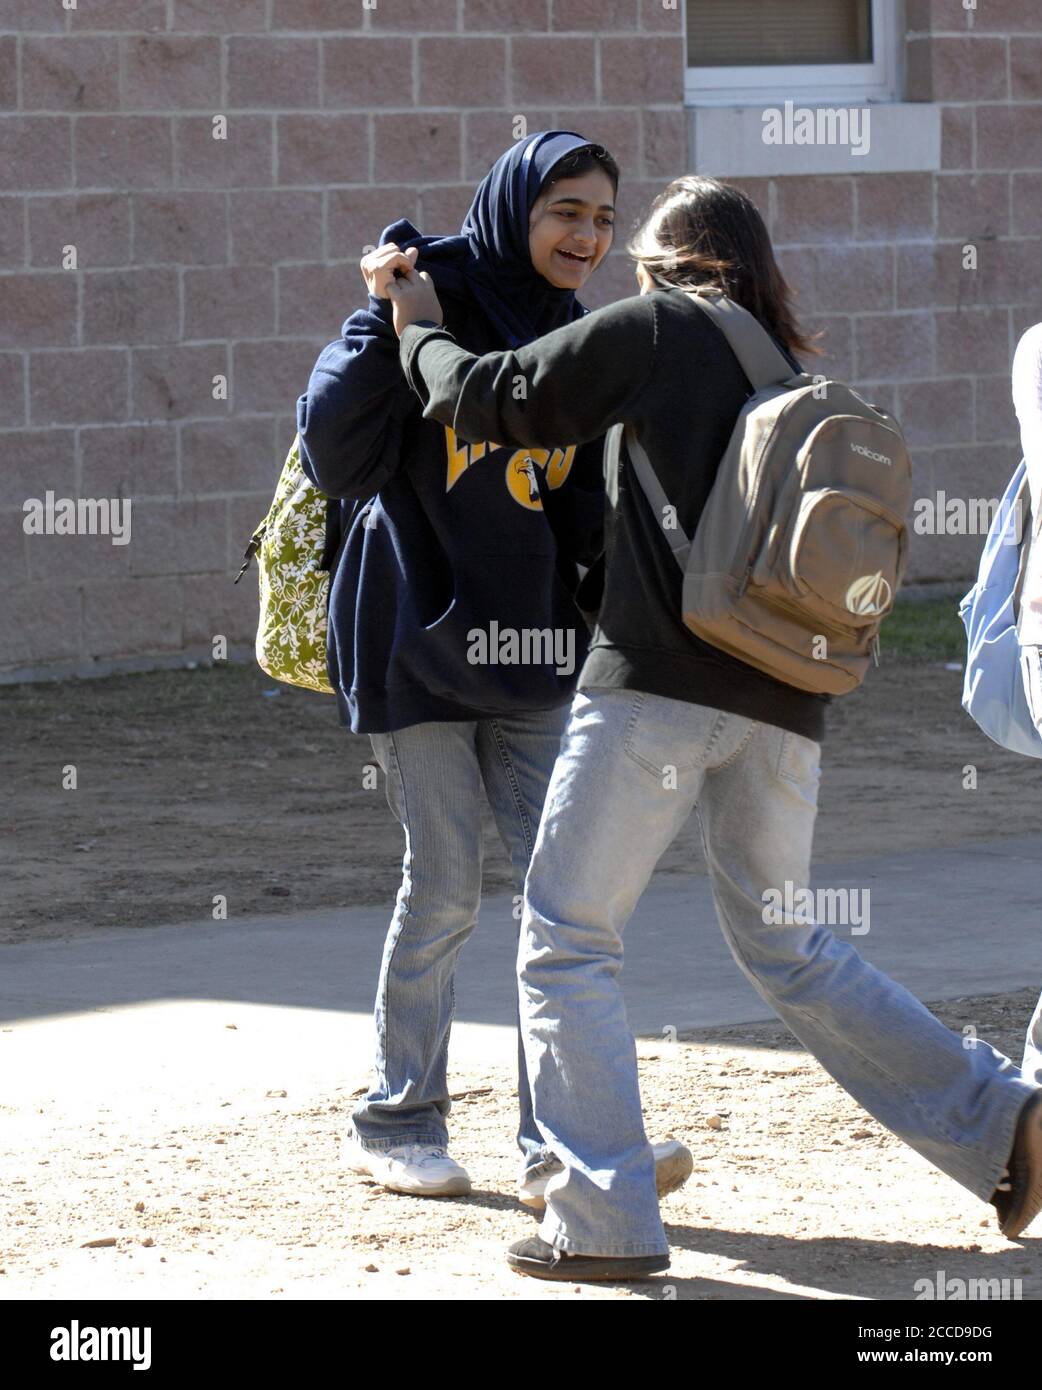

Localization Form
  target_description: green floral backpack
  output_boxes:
[233,435,340,695]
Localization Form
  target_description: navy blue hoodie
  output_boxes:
[296,133,607,734]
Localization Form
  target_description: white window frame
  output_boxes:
[684,0,900,106]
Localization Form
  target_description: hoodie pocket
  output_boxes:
[421,583,457,633]
[400,551,580,707]
[405,525,455,630]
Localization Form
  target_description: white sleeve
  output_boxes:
[1013,323,1042,517]
[1014,325,1042,642]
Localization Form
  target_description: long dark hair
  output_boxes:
[627,175,820,357]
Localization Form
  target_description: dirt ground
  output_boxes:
[5,651,1042,946]
[0,991,1039,1301]
[4,640,1042,1300]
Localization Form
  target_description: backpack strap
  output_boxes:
[620,286,799,576]
[652,279,799,392]
[619,422,691,573]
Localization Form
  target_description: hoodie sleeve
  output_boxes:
[296,293,417,502]
[399,294,657,451]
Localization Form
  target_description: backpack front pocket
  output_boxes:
[761,487,906,629]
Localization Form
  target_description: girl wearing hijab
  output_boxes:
[297,132,692,1206]
[389,175,1042,1278]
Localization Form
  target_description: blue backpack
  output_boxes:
[958,457,1042,758]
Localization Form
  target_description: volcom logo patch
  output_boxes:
[846,572,892,615]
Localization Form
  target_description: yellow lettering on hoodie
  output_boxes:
[444,427,576,508]
[444,426,501,491]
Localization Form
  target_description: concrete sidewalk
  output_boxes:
[1,834,1039,1111]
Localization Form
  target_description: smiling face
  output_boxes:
[527,168,616,289]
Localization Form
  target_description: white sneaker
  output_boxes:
[518,1139,694,1211]
[343,1135,472,1197]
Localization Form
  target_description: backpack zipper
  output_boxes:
[233,527,265,585]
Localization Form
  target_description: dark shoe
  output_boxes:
[992,1091,1042,1239]
[507,1234,669,1282]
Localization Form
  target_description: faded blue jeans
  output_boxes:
[518,688,1039,1257]
[350,705,568,1175]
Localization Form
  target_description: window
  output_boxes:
[685,0,899,105]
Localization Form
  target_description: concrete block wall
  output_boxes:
[709,0,1041,581]
[0,0,1039,677]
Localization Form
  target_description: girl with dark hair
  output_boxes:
[296,133,692,1206]
[627,174,820,356]
[389,174,1042,1277]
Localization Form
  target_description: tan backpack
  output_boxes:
[622,286,912,695]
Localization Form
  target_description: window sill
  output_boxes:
[688,102,942,178]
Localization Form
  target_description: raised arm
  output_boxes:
[398,293,658,452]
[296,294,416,501]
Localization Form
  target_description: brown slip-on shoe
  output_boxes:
[507,1234,669,1282]
[992,1091,1042,1239]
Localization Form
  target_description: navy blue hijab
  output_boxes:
[376,129,603,349]
[302,131,611,613]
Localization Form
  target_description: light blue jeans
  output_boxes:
[518,688,1039,1257]
[351,705,568,1175]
